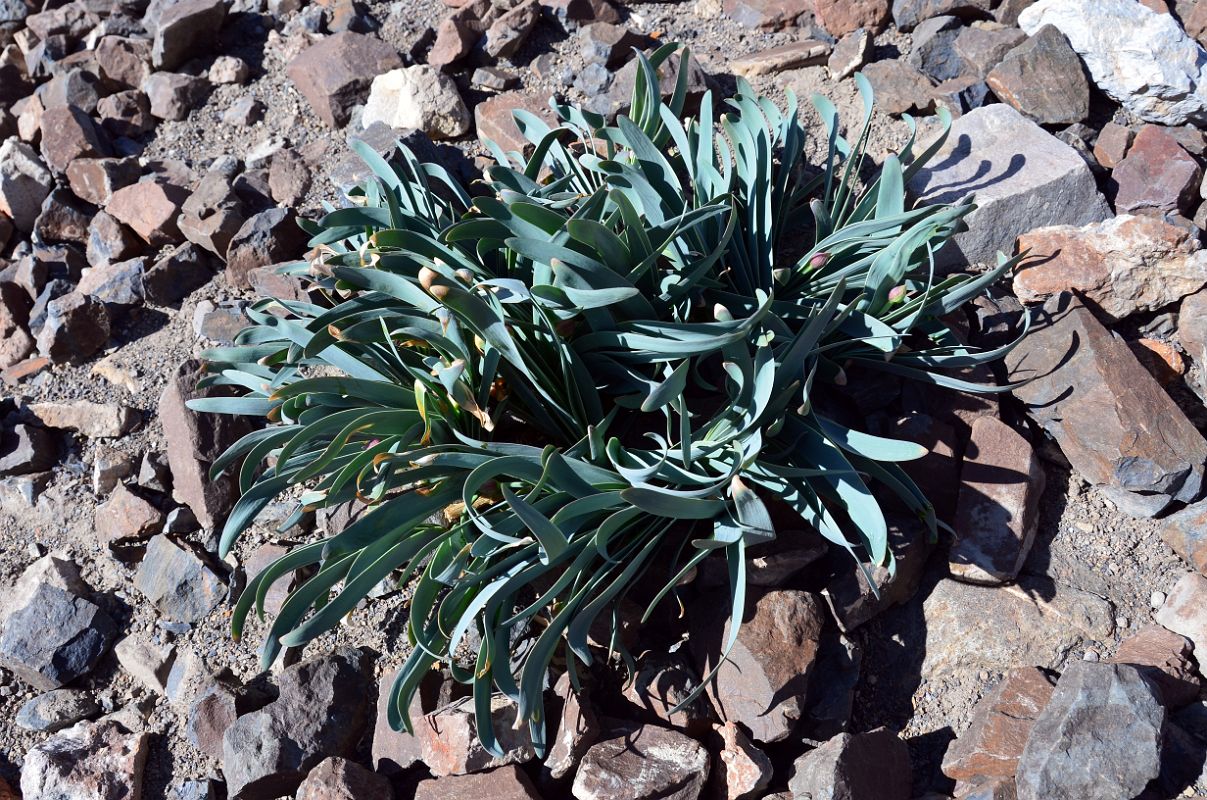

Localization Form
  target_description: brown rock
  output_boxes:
[813,0,890,35]
[287,32,403,127]
[429,1,490,69]
[538,0,621,24]
[942,667,1056,781]
[39,105,111,173]
[544,671,599,782]
[1092,121,1133,169]
[415,766,541,800]
[417,696,534,776]
[179,169,248,257]
[690,589,823,743]
[621,653,714,736]
[986,25,1089,125]
[573,724,710,800]
[1014,215,1207,322]
[95,483,163,547]
[95,36,152,91]
[107,180,188,246]
[36,291,110,364]
[144,71,210,121]
[1111,625,1200,707]
[724,0,810,28]
[87,211,142,268]
[953,24,1026,78]
[143,242,214,305]
[712,721,772,800]
[268,149,311,207]
[27,400,138,438]
[372,669,463,774]
[97,91,157,139]
[580,22,652,68]
[730,40,830,77]
[1155,573,1207,658]
[823,517,933,632]
[475,91,557,154]
[1129,337,1186,386]
[66,157,140,207]
[788,729,911,800]
[950,416,1044,585]
[1111,123,1203,217]
[861,59,935,115]
[1005,293,1207,515]
[153,0,227,70]
[0,281,34,369]
[296,757,393,800]
[484,0,539,58]
[225,207,309,290]
[1161,499,1207,576]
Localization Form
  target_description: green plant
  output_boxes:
[191,45,1022,755]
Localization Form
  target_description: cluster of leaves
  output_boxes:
[192,45,1022,756]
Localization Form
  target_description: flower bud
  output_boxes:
[807,252,829,271]
[888,285,907,304]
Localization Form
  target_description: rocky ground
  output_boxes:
[4,0,1207,798]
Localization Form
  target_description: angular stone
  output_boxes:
[942,667,1056,782]
[538,0,621,25]
[114,634,174,695]
[1110,625,1200,708]
[712,721,772,800]
[814,0,889,36]
[97,90,156,139]
[475,91,557,154]
[362,65,471,140]
[77,257,145,312]
[418,696,534,776]
[153,0,227,70]
[142,242,213,305]
[16,689,100,732]
[107,180,188,246]
[690,589,823,743]
[861,59,935,115]
[268,150,311,207]
[1015,215,1207,322]
[21,721,148,800]
[0,423,55,476]
[144,71,210,121]
[0,583,116,690]
[225,207,308,290]
[1006,293,1207,514]
[295,757,392,800]
[187,682,251,759]
[1111,123,1203,216]
[544,671,599,782]
[471,66,520,91]
[621,653,714,736]
[96,36,153,91]
[28,400,138,438]
[371,670,454,773]
[580,22,651,68]
[1015,662,1164,800]
[133,535,225,624]
[788,729,912,800]
[823,517,932,632]
[954,23,1026,78]
[951,416,1045,585]
[1019,0,1207,125]
[66,157,140,207]
[921,575,1115,677]
[908,15,965,83]
[573,724,709,800]
[0,555,87,630]
[892,0,993,28]
[223,649,372,800]
[828,28,873,80]
[1162,500,1207,576]
[484,0,539,58]
[986,25,1089,125]
[415,766,541,800]
[0,137,53,231]
[96,483,163,547]
[1155,572,1207,656]
[724,0,809,28]
[179,170,247,257]
[34,188,92,245]
[287,32,403,127]
[39,105,111,173]
[0,280,35,369]
[1090,121,1133,169]
[36,291,110,364]
[730,40,829,77]
[909,104,1109,269]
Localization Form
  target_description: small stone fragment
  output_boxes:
[133,535,225,624]
[731,40,830,77]
[828,28,872,80]
[28,400,138,438]
[1155,573,1207,657]
[15,689,100,732]
[362,65,471,140]
[415,766,541,800]
[942,667,1056,782]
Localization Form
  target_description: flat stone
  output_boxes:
[417,695,534,776]
[1019,0,1207,125]
[690,589,823,743]
[1015,662,1164,800]
[1005,293,1207,514]
[21,721,148,800]
[828,28,873,80]
[1015,214,1207,322]
[36,291,110,365]
[0,583,116,690]
[572,724,710,800]
[1111,123,1203,216]
[267,150,311,207]
[133,535,225,624]
[1155,572,1207,657]
[942,667,1056,782]
[39,104,111,173]
[223,649,372,800]
[823,517,932,632]
[861,58,936,115]
[1110,625,1200,708]
[908,104,1109,269]
[815,0,889,35]
[187,682,251,760]
[16,689,100,732]
[295,756,392,800]
[788,729,912,800]
[225,207,309,290]
[954,23,1027,78]
[107,180,188,246]
[0,137,53,231]
[471,66,520,91]
[362,65,471,140]
[475,91,557,154]
[986,25,1089,125]
[153,0,227,70]
[415,766,541,800]
[723,0,809,28]
[730,40,830,77]
[287,32,403,127]
[921,575,1115,677]
[28,400,138,438]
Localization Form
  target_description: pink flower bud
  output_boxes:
[808,252,829,271]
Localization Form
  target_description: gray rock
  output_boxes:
[153,0,227,69]
[225,207,308,291]
[1155,573,1207,657]
[222,649,372,799]
[986,24,1089,125]
[21,720,148,800]
[143,242,213,305]
[892,0,992,29]
[77,257,145,312]
[36,290,111,364]
[0,423,56,476]
[114,634,175,695]
[788,729,912,800]
[572,724,709,800]
[16,689,100,732]
[0,583,116,690]
[133,535,225,624]
[907,15,964,82]
[1015,662,1164,800]
[144,71,210,121]
[0,138,54,232]
[908,103,1109,269]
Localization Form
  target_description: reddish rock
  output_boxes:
[986,25,1089,125]
[621,653,714,736]
[712,721,773,800]
[415,766,541,800]
[1111,625,1200,707]
[573,725,710,800]
[66,157,140,207]
[724,0,811,29]
[372,670,462,774]
[1155,573,1207,657]
[823,518,933,632]
[1161,500,1207,576]
[27,401,138,438]
[942,667,1056,781]
[95,483,163,547]
[1092,121,1134,169]
[1129,337,1186,386]
[287,32,403,127]
[788,729,911,800]
[484,0,539,58]
[87,211,142,267]
[39,105,111,173]
[950,416,1044,585]
[296,757,393,800]
[475,91,556,154]
[813,0,890,35]
[417,696,534,776]
[225,207,309,290]
[1111,124,1202,217]
[107,180,188,246]
[544,671,599,782]
[1014,215,1207,322]
[95,36,152,91]
[97,91,156,139]
[953,25,1027,78]
[861,59,935,115]
[538,0,621,24]
[179,170,248,257]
